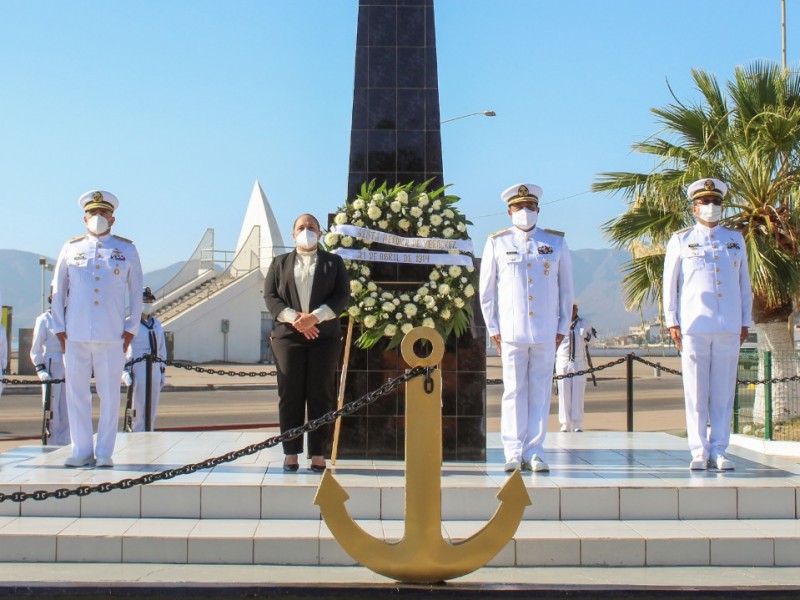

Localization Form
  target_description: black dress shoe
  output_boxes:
[283,462,299,472]
[309,463,326,473]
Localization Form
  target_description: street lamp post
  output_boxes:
[39,257,54,313]
[441,110,496,124]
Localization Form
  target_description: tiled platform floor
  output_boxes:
[0,431,797,568]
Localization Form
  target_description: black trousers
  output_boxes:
[270,335,341,456]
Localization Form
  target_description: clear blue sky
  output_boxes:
[0,1,794,272]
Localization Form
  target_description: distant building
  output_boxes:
[152,181,290,363]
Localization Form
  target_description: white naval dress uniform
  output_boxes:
[124,316,166,432]
[555,316,592,431]
[480,226,574,463]
[30,311,71,445]
[52,233,143,460]
[663,223,752,461]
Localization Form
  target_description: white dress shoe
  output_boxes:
[64,455,95,468]
[573,426,583,432]
[95,456,114,468]
[689,457,708,470]
[711,456,734,470]
[531,456,550,472]
[520,460,533,471]
[559,424,569,432]
[503,458,521,472]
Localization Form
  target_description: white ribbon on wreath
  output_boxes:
[332,247,474,266]
[330,224,474,253]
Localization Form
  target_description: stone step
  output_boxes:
[1,432,798,521]
[0,516,798,567]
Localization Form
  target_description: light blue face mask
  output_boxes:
[511,208,538,229]
[697,203,722,223]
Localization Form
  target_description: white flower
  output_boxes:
[438,283,451,296]
[334,212,348,225]
[353,199,365,210]
[430,214,443,226]
[382,292,393,300]
[396,190,409,203]
[364,315,377,328]
[417,286,428,297]
[367,282,377,291]
[364,297,377,307]
[454,297,465,308]
[400,294,410,302]
[424,296,436,309]
[432,199,441,210]
[457,223,467,232]
[466,265,475,272]
[449,266,462,277]
[361,265,370,276]
[441,308,451,320]
[378,220,389,229]
[348,306,361,317]
[404,304,418,317]
[395,312,403,320]
[353,210,361,218]
[392,298,400,305]
[422,318,435,329]
[384,324,397,337]
[342,236,354,247]
[442,227,454,238]
[390,201,402,213]
[401,323,414,334]
[373,192,384,201]
[460,276,467,283]
[410,206,423,218]
[418,225,430,237]
[464,284,475,297]
[382,302,394,313]
[324,232,340,246]
[417,193,429,206]
[354,220,364,227]
[443,209,454,218]
[350,280,363,294]
[399,218,411,231]
[367,205,381,220]
[429,270,441,281]
[370,291,378,298]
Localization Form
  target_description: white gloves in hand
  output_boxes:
[122,371,133,387]
[37,370,51,382]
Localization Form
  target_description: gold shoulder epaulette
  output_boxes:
[489,228,508,238]
[544,228,565,237]
[113,234,133,243]
[67,235,86,243]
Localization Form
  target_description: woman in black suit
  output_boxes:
[264,214,350,472]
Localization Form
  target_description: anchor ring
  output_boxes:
[400,326,444,368]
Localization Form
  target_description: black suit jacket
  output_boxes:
[264,249,350,340]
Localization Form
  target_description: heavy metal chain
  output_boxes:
[631,356,683,377]
[487,357,626,385]
[0,366,428,504]
[632,355,800,385]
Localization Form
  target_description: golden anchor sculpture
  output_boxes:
[314,327,531,583]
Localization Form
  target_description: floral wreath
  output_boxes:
[324,180,478,349]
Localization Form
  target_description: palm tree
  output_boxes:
[593,61,800,421]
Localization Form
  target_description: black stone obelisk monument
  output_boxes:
[336,0,486,461]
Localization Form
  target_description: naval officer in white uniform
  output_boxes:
[480,183,574,473]
[52,190,143,468]
[30,292,71,445]
[555,302,593,433]
[663,178,752,471]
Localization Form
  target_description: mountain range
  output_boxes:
[0,248,656,347]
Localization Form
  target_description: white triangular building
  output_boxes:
[152,180,290,363]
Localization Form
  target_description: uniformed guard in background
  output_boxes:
[30,290,71,445]
[52,190,143,468]
[122,287,167,432]
[663,178,752,471]
[479,183,574,473]
[555,302,593,433]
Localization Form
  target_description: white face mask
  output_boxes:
[295,229,318,249]
[142,303,154,315]
[511,208,538,230]
[696,203,722,223]
[86,214,109,235]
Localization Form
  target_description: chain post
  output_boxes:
[764,350,773,441]
[626,353,634,432]
[733,373,740,435]
[145,353,153,432]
